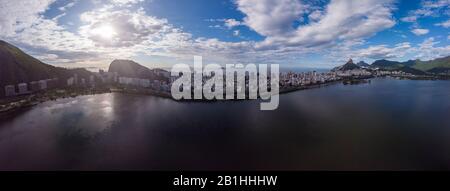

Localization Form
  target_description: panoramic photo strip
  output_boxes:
[0,0,449,189]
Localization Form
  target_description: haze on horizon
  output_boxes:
[0,0,449,71]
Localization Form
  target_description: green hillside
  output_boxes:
[371,56,450,73]
[412,56,450,71]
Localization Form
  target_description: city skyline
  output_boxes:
[0,0,449,71]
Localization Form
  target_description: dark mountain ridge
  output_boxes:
[0,40,93,97]
[356,61,370,67]
[108,59,168,82]
[371,59,404,69]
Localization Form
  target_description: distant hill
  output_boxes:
[370,59,426,75]
[371,59,404,70]
[332,59,361,71]
[371,56,450,73]
[412,56,450,71]
[0,40,94,97]
[108,59,168,82]
[396,66,427,75]
[0,40,63,85]
[401,60,418,67]
[427,67,450,75]
[356,61,370,67]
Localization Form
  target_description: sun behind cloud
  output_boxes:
[91,24,117,39]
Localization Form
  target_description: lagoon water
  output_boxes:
[0,78,450,170]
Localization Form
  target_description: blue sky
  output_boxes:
[0,0,449,70]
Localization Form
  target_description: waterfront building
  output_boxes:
[97,70,114,83]
[90,75,95,85]
[47,78,58,89]
[131,78,140,86]
[18,83,29,95]
[4,85,16,97]
[119,77,132,85]
[30,81,40,92]
[67,77,74,86]
[114,72,119,83]
[140,79,150,88]
[38,80,48,90]
[74,74,79,85]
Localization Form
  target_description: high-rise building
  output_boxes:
[67,77,74,86]
[74,74,79,85]
[90,75,95,84]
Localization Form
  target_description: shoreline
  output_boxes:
[0,88,112,116]
[0,80,340,115]
[1,76,449,116]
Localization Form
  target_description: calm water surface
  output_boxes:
[0,78,450,170]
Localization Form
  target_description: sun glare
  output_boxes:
[92,25,117,39]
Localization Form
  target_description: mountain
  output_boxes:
[356,61,370,67]
[333,59,361,71]
[371,56,450,73]
[0,40,94,97]
[108,59,168,81]
[0,40,63,85]
[371,59,404,70]
[427,67,450,75]
[396,66,427,75]
[412,56,450,71]
[402,60,418,67]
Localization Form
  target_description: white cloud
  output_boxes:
[0,0,56,36]
[59,1,77,11]
[233,30,240,36]
[401,0,450,23]
[401,16,418,23]
[436,19,450,28]
[414,37,450,60]
[411,28,429,36]
[224,19,242,29]
[110,0,144,6]
[236,0,306,37]
[421,0,450,9]
[328,37,450,64]
[79,7,171,47]
[353,43,412,60]
[308,10,323,22]
[240,0,396,50]
[205,18,243,30]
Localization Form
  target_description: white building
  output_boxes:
[131,78,140,86]
[140,79,150,88]
[4,85,16,97]
[18,83,29,95]
[39,80,48,90]
[89,75,95,84]
[119,77,133,85]
[74,74,78,85]
[67,77,74,86]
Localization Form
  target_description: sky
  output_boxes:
[0,0,449,70]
